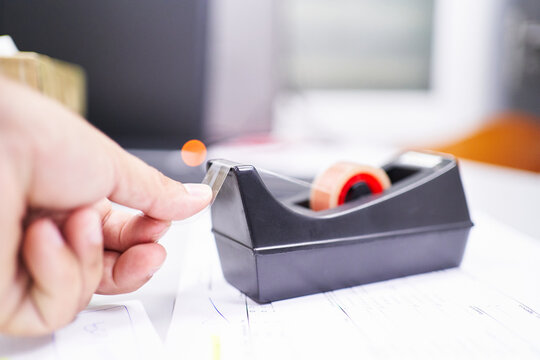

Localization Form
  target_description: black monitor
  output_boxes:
[0,0,208,150]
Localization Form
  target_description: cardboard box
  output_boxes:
[0,52,86,116]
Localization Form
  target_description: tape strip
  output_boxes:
[202,160,238,204]
[203,159,390,212]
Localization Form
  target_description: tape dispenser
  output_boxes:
[203,151,473,303]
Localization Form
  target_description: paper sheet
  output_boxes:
[0,300,164,360]
[166,212,540,359]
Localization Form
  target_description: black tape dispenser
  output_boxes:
[204,151,473,303]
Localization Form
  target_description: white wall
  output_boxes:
[203,0,277,143]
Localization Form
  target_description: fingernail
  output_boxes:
[43,219,65,246]
[89,227,103,245]
[88,211,103,245]
[153,223,171,241]
[184,183,212,199]
[148,265,162,278]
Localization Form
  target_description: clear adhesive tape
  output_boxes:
[202,160,237,205]
[310,162,391,211]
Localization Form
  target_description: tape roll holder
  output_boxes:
[205,151,473,303]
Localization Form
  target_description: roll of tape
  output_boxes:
[310,162,391,211]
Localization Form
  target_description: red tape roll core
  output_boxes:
[337,173,385,205]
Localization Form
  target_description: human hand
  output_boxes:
[0,78,212,335]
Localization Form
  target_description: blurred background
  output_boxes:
[1,0,539,178]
